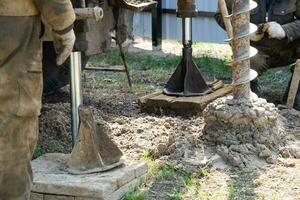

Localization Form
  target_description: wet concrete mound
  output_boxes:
[203,93,288,167]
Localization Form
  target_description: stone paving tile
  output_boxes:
[31,154,148,200]
[31,193,43,200]
[44,195,75,200]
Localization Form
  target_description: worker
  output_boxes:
[0,0,75,199]
[215,0,300,110]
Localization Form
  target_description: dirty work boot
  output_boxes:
[283,76,300,111]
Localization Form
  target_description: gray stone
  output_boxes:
[208,154,230,170]
[259,149,273,159]
[116,165,136,188]
[280,141,300,158]
[106,175,147,200]
[134,162,148,178]
[254,107,266,116]
[44,195,74,200]
[156,143,168,156]
[30,193,43,200]
[31,153,148,199]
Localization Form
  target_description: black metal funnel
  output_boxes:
[163,47,211,96]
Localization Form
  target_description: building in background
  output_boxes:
[131,0,227,44]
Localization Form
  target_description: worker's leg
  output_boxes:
[0,16,42,199]
[0,116,38,200]
[251,53,270,76]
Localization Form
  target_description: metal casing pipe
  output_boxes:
[70,52,83,146]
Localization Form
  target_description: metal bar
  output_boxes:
[182,17,192,46]
[110,36,132,88]
[118,42,132,88]
[144,8,216,18]
[151,0,162,47]
[70,52,83,146]
[84,67,126,72]
[74,7,103,21]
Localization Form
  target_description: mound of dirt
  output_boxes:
[38,70,300,171]
[203,93,293,168]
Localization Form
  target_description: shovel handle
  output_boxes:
[287,60,300,109]
[218,0,233,39]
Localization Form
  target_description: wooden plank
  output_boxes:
[287,60,300,109]
[139,85,233,115]
[138,91,162,104]
[85,65,125,72]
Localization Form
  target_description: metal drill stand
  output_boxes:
[163,0,210,97]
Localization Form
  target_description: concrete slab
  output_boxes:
[31,153,148,200]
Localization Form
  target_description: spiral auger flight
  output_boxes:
[226,0,258,100]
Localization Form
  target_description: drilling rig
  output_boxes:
[42,0,157,95]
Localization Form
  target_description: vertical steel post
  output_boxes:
[70,52,83,146]
[80,0,86,8]
[182,17,192,47]
[152,0,162,48]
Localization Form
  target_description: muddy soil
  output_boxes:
[38,41,300,199]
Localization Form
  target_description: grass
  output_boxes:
[87,48,230,94]
[123,151,214,200]
[167,188,182,200]
[33,141,61,159]
[227,168,259,200]
[124,190,147,200]
[158,164,177,180]
[87,44,291,105]
[33,146,44,159]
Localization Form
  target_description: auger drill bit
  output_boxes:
[226,0,258,100]
[163,0,211,97]
[69,52,123,175]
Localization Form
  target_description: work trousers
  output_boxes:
[0,16,43,200]
[250,42,300,75]
[250,43,300,109]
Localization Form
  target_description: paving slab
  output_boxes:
[31,153,148,200]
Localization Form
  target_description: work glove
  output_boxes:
[53,29,76,65]
[250,32,264,41]
[250,24,265,42]
[263,21,286,40]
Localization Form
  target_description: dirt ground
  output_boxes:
[38,40,300,200]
